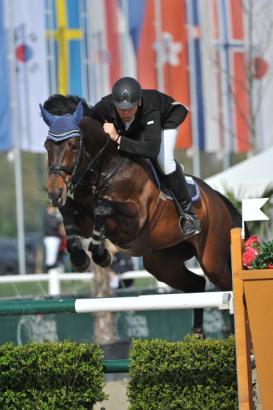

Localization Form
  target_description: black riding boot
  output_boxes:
[166,163,201,239]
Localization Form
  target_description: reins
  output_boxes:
[70,135,111,193]
[47,118,128,200]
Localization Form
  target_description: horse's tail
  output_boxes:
[215,190,250,239]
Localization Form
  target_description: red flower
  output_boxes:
[244,235,260,249]
[267,264,273,269]
[243,247,259,268]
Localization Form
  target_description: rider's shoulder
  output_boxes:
[142,89,174,104]
[142,89,162,99]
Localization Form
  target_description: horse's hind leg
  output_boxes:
[59,198,91,272]
[143,247,206,337]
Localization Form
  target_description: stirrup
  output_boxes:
[179,214,201,240]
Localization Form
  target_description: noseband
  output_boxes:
[48,164,75,175]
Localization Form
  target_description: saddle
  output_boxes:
[146,159,200,202]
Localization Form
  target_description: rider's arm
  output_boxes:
[118,110,162,160]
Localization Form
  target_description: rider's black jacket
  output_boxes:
[90,90,188,160]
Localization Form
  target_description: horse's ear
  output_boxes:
[39,103,56,126]
[73,101,84,124]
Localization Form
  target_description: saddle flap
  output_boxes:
[185,176,200,202]
[145,159,200,202]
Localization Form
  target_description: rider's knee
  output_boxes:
[157,156,176,175]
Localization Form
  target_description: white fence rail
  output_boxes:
[0,268,204,296]
[75,291,233,313]
[0,291,234,316]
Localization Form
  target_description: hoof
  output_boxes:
[70,249,91,272]
[92,249,113,268]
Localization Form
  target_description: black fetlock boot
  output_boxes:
[166,163,201,239]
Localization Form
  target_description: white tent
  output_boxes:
[205,147,273,199]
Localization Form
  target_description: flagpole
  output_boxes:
[6,0,26,275]
[46,0,57,94]
[120,0,129,76]
[79,0,87,98]
[187,0,201,177]
[154,0,164,92]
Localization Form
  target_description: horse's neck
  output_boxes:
[83,132,108,156]
[81,119,154,189]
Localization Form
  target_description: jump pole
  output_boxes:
[104,359,129,373]
[0,291,233,316]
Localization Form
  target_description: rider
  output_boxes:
[91,76,200,239]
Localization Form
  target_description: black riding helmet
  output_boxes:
[112,77,142,109]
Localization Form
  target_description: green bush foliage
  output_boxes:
[251,240,273,269]
[0,341,107,409]
[128,336,238,410]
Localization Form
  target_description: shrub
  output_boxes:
[0,341,107,409]
[128,336,238,410]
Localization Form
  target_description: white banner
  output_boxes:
[241,197,269,238]
[13,0,48,152]
[242,198,269,222]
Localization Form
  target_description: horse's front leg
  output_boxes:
[88,200,113,268]
[59,198,91,272]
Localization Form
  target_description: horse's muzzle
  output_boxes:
[49,189,65,207]
[47,174,68,207]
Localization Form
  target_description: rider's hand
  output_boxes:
[103,122,119,142]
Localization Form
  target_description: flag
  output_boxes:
[197,0,223,152]
[13,0,49,153]
[0,0,11,151]
[241,197,269,239]
[242,198,269,222]
[46,0,84,96]
[209,0,250,153]
[135,0,192,149]
[251,0,273,151]
[85,0,136,105]
[66,0,83,96]
[86,0,193,147]
[187,0,205,151]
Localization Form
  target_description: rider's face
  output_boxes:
[116,104,139,123]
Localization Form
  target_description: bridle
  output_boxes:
[71,135,111,192]
[48,137,84,187]
[48,133,112,195]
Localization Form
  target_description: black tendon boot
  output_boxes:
[166,163,201,239]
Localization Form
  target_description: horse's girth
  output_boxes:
[149,191,168,232]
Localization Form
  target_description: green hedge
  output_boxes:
[0,341,107,409]
[128,336,238,410]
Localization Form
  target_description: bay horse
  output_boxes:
[41,95,242,336]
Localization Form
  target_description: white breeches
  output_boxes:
[157,128,178,175]
[43,236,61,266]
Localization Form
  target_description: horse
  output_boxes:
[41,94,242,336]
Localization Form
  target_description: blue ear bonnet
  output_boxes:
[46,115,81,141]
[40,101,84,142]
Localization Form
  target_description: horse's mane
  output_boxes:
[43,94,92,116]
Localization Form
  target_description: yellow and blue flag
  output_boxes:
[46,0,83,96]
